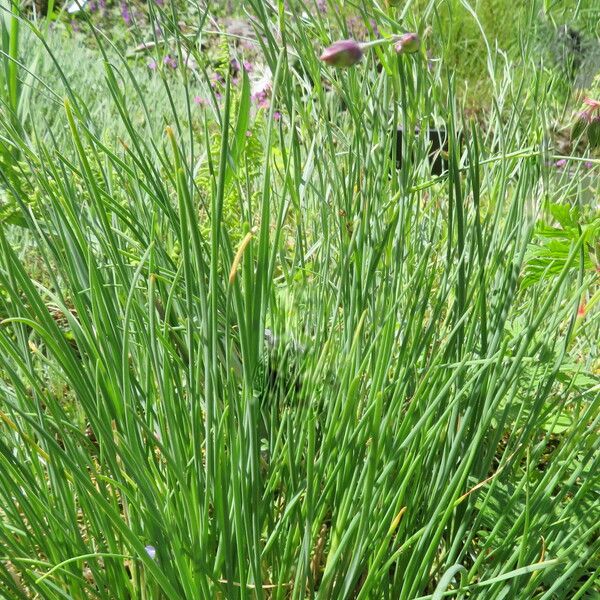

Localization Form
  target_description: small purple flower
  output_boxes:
[163,55,178,69]
[584,160,594,169]
[578,110,592,124]
[120,1,131,26]
[395,32,420,55]
[273,111,282,122]
[320,40,363,68]
[369,19,381,39]
[243,61,253,73]
[554,159,567,169]
[252,90,270,109]
[148,59,158,71]
[145,545,157,560]
[346,16,359,33]
[251,71,272,108]
[193,96,207,106]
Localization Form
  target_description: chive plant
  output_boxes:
[0,1,598,599]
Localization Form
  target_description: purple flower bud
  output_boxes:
[584,161,594,169]
[320,40,363,68]
[145,545,157,560]
[583,97,600,110]
[273,111,282,121]
[554,159,567,168]
[148,59,158,71]
[395,32,420,55]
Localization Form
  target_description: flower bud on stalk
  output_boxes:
[588,115,600,148]
[394,32,420,55]
[320,40,364,68]
[583,97,600,110]
[319,34,421,70]
[574,97,600,148]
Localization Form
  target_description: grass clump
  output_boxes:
[0,0,598,598]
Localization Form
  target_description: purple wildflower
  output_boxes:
[243,61,253,73]
[578,110,592,123]
[252,90,270,109]
[584,160,594,169]
[163,55,178,69]
[251,70,272,108]
[120,1,132,26]
[273,111,282,122]
[554,159,567,168]
[369,19,381,39]
[148,59,158,71]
